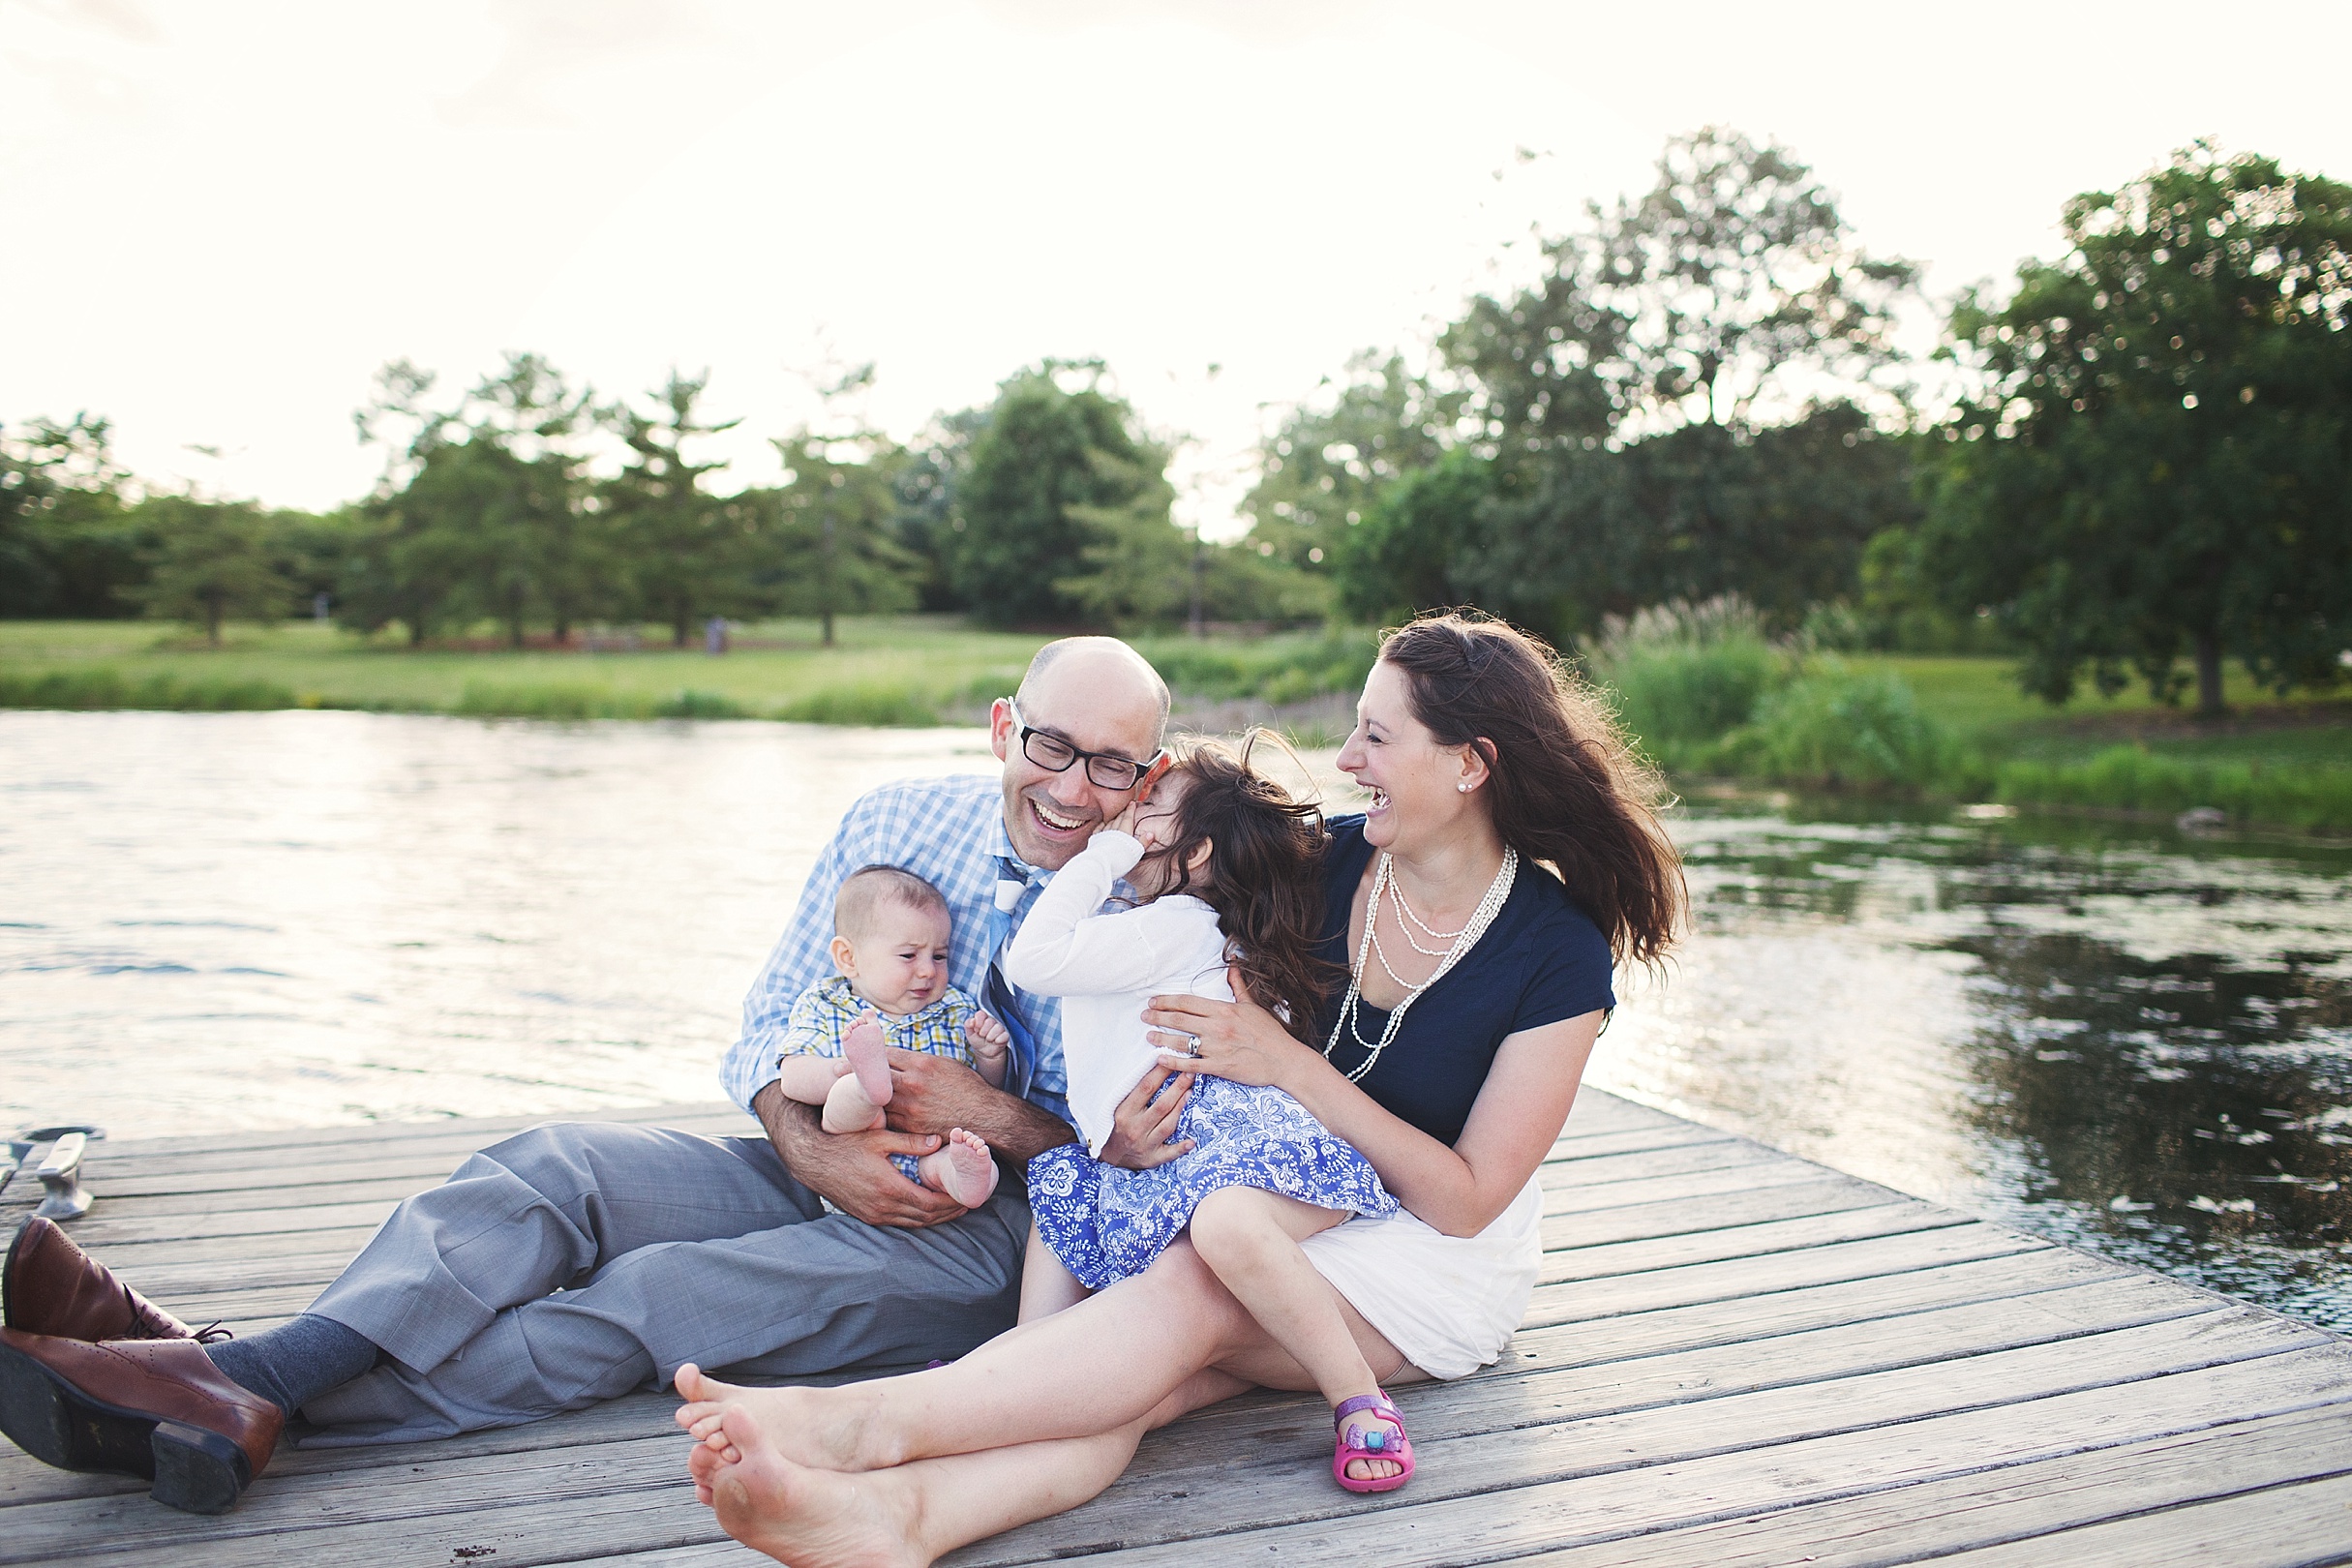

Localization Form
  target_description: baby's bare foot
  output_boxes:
[924,1127,999,1208]
[843,1011,892,1108]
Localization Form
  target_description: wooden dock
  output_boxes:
[5,1091,2350,1567]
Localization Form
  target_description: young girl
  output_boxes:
[1008,736,1416,1494]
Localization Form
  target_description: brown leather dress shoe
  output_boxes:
[3,1216,207,1342]
[0,1329,281,1514]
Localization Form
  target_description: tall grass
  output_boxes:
[0,668,309,711]
[1995,748,2352,833]
[1136,630,1379,707]
[775,684,940,726]
[1729,669,1957,790]
[1586,598,1784,770]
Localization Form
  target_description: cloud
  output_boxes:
[432,0,734,130]
[16,0,161,44]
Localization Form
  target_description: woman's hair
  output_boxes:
[1145,733,1336,1042]
[1377,611,1685,969]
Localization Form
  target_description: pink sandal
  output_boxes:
[1331,1391,1413,1493]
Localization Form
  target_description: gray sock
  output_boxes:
[204,1313,380,1418]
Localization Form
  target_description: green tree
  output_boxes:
[345,354,613,648]
[345,361,495,646]
[947,362,1161,626]
[1440,406,1918,635]
[1919,142,2352,714]
[1448,127,1915,447]
[607,371,749,647]
[766,366,920,646]
[464,353,608,645]
[1428,127,1918,640]
[336,441,481,646]
[0,414,143,618]
[1334,448,1494,624]
[1054,442,1192,628]
[1242,351,1462,573]
[125,494,296,644]
[890,407,990,611]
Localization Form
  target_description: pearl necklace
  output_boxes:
[1322,846,1519,1084]
[1389,881,1465,955]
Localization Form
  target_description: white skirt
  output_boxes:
[1300,1173,1543,1381]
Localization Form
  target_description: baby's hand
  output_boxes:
[965,1010,1010,1058]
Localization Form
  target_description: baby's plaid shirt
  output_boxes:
[780,975,985,1071]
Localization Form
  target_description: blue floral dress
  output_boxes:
[1007,829,1397,1292]
[1028,1075,1399,1289]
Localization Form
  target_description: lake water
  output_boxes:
[4,710,2348,1329]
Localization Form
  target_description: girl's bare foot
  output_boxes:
[920,1128,998,1208]
[843,1011,894,1107]
[694,1405,924,1568]
[674,1364,889,1471]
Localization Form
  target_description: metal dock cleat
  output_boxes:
[1,1126,106,1221]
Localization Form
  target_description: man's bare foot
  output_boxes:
[695,1405,924,1568]
[674,1363,886,1471]
[843,1011,894,1108]
[920,1128,998,1208]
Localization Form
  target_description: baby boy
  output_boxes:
[770,864,1009,1208]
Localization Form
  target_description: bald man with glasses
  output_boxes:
[0,638,1197,1513]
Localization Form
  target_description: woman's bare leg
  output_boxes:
[678,1240,1274,1470]
[677,1233,1426,1476]
[690,1369,1251,1567]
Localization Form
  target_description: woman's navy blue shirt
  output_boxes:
[1309,815,1615,1146]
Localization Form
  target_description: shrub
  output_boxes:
[778,683,939,726]
[1731,667,1953,790]
[1994,747,2352,832]
[1138,631,1377,706]
[0,668,301,712]
[1586,596,1785,768]
[653,689,751,720]
[455,681,629,720]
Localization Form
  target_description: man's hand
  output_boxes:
[881,1049,1076,1164]
[1096,1061,1194,1170]
[754,1083,968,1228]
[881,1050,999,1138]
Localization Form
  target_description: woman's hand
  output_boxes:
[1144,965,1313,1089]
[1096,1062,1195,1169]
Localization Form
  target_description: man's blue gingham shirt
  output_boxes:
[723,774,1073,1127]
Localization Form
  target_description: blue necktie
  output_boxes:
[986,859,1039,1101]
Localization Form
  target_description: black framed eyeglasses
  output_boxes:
[1007,701,1165,792]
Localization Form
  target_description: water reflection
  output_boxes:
[0,710,997,1135]
[1593,801,2352,1330]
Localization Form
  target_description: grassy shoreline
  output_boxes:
[4,617,2343,831]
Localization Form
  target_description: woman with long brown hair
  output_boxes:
[672,611,1687,1564]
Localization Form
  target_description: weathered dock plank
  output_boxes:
[1,1089,2344,1568]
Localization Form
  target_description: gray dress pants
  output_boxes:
[295,1121,1030,1445]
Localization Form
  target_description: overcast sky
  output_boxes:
[6,0,2349,533]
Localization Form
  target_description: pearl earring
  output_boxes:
[1457,782,1471,794]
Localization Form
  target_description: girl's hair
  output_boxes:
[1378,611,1685,969]
[1145,733,1336,1042]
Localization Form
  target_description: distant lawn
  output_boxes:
[0,617,1373,729]
[1849,654,2347,769]
[0,617,1041,723]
